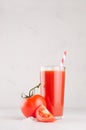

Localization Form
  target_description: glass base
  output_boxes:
[55,116,64,120]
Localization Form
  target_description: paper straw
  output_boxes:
[61,51,67,66]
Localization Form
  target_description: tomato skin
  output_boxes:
[36,105,56,122]
[21,94,47,118]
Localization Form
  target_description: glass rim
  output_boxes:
[40,65,65,71]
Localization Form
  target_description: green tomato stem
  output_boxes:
[29,83,41,97]
[21,83,41,98]
[21,93,29,98]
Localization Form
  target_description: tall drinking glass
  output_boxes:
[40,65,66,118]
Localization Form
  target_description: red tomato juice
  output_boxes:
[40,68,65,117]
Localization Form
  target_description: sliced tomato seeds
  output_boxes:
[36,105,56,122]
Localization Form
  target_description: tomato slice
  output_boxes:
[36,105,56,122]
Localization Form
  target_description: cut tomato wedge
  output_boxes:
[36,105,56,122]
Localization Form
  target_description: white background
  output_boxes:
[0,0,86,109]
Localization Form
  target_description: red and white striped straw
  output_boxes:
[61,51,67,66]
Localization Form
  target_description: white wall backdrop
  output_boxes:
[0,0,86,108]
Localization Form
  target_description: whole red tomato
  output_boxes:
[21,94,46,118]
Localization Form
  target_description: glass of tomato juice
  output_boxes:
[40,65,66,118]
